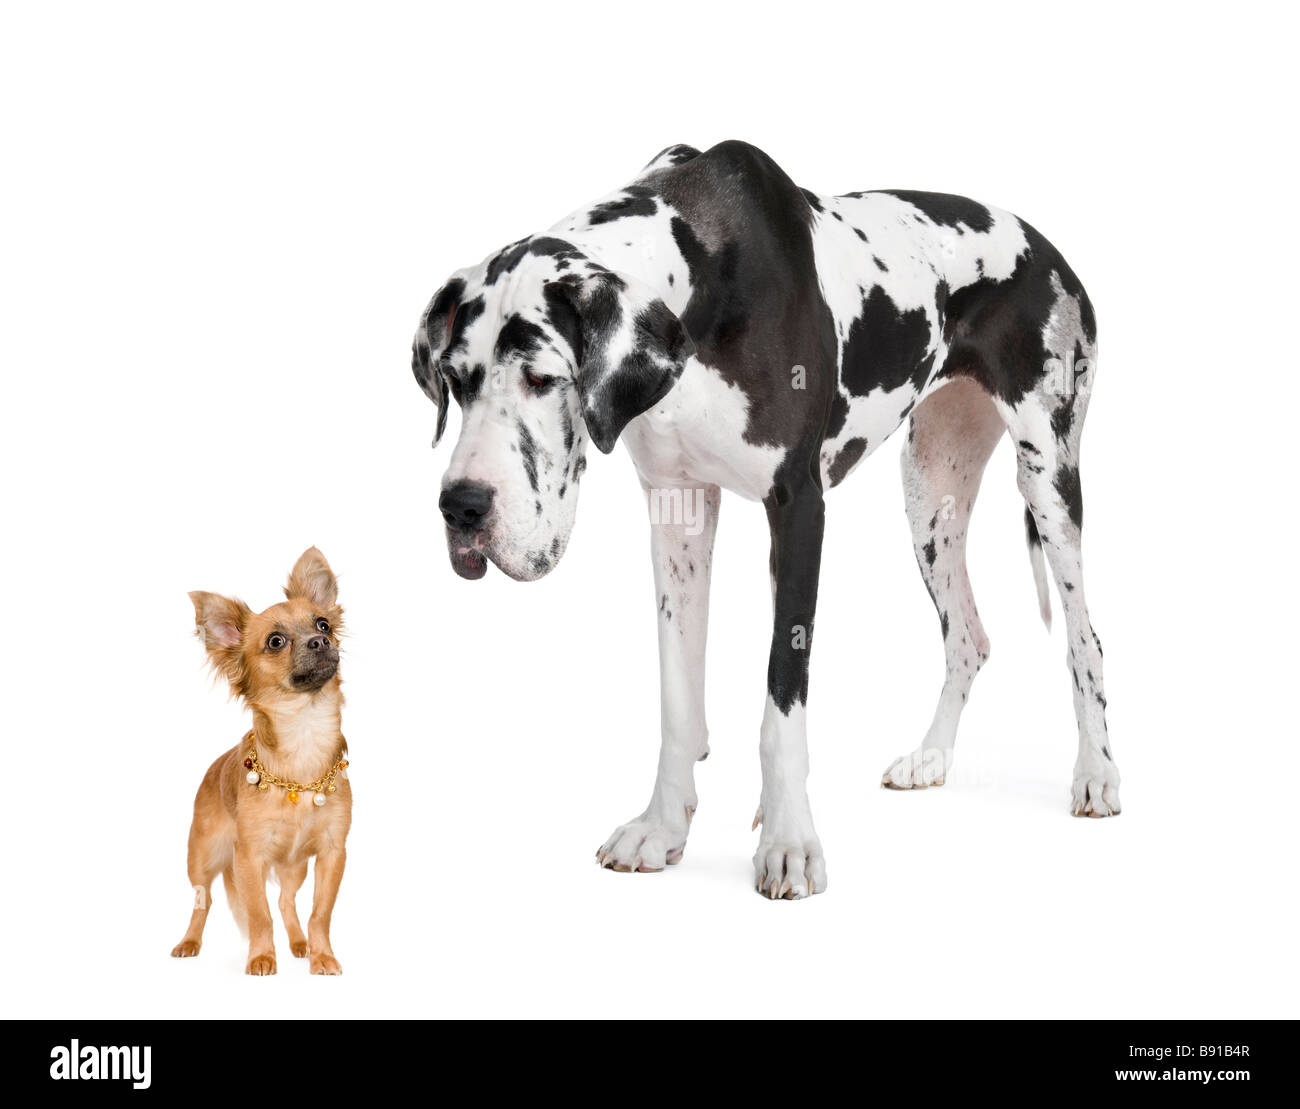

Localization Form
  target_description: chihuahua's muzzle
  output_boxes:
[290,635,339,691]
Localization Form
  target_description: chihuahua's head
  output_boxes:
[190,548,343,706]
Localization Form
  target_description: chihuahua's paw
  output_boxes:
[290,940,309,958]
[310,953,342,976]
[596,804,693,872]
[170,940,201,958]
[245,953,277,976]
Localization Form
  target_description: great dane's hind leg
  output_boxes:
[883,378,1006,789]
[1007,390,1119,816]
[752,473,827,899]
[597,482,720,873]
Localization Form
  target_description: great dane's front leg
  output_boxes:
[597,482,720,873]
[753,477,827,899]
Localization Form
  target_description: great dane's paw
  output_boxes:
[596,807,692,872]
[1071,754,1121,817]
[752,838,827,900]
[881,746,953,789]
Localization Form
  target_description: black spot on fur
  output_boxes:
[646,143,701,168]
[448,363,485,406]
[841,286,933,397]
[518,421,539,493]
[922,538,937,566]
[880,190,993,233]
[1053,463,1083,528]
[485,236,585,286]
[587,186,658,225]
[444,295,485,356]
[651,142,836,453]
[938,218,1095,405]
[543,281,584,364]
[495,314,547,359]
[1024,507,1042,547]
[827,437,866,486]
[826,391,850,438]
[560,404,575,453]
[1051,397,1075,440]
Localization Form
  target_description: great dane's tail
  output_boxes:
[1024,507,1052,630]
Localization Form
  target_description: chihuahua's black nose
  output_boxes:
[439,482,494,531]
[306,635,330,652]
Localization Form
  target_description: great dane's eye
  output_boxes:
[523,368,552,391]
[266,633,287,651]
[315,618,330,634]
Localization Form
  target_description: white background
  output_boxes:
[3,1,1295,1019]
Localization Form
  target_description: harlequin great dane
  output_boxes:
[411,140,1118,899]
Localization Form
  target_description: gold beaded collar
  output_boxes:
[242,731,348,807]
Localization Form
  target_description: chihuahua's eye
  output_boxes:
[315,618,330,634]
[266,633,287,652]
[522,368,552,391]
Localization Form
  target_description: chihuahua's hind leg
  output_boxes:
[171,823,231,958]
[170,876,213,958]
[277,858,310,958]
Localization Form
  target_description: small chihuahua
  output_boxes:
[172,547,351,975]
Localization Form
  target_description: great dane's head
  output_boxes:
[411,236,693,581]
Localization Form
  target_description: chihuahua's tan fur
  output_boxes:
[172,548,351,975]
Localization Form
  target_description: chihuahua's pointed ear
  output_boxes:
[412,275,470,448]
[285,547,338,608]
[543,269,693,454]
[189,590,251,682]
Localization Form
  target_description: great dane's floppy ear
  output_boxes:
[544,268,694,454]
[411,277,467,447]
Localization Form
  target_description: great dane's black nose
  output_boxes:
[439,481,494,531]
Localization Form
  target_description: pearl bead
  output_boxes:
[312,792,326,807]
[246,771,260,785]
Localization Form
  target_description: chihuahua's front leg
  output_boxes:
[233,841,276,975]
[597,482,720,872]
[308,846,345,975]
